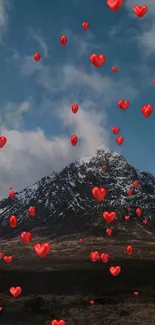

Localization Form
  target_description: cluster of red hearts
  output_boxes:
[0,189,61,321]
[0,190,52,301]
[0,0,150,317]
[112,101,153,145]
[33,2,152,149]
[91,182,146,278]
[107,0,148,17]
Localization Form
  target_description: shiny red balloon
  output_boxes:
[116,136,124,145]
[112,127,120,135]
[21,231,32,244]
[127,189,132,196]
[136,208,142,217]
[71,104,79,114]
[71,135,78,146]
[82,22,89,30]
[9,191,15,199]
[33,53,40,62]
[0,136,7,148]
[10,215,17,228]
[60,35,67,46]
[126,245,133,255]
[112,66,118,72]
[133,180,139,189]
[141,104,153,118]
[90,251,100,262]
[28,206,36,216]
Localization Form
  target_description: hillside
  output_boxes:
[0,149,155,240]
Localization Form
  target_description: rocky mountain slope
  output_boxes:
[0,149,155,238]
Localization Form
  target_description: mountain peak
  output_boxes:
[0,149,155,238]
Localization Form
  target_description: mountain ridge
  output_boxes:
[0,148,155,238]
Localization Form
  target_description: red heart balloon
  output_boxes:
[92,187,107,201]
[90,54,106,67]
[133,5,148,18]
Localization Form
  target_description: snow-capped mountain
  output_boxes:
[0,149,155,238]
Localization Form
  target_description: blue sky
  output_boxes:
[0,0,154,196]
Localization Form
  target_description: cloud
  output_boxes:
[125,0,155,17]
[0,0,8,28]
[0,104,109,198]
[20,56,139,104]
[28,29,48,57]
[61,28,101,58]
[0,25,141,198]
[0,59,140,197]
[125,0,155,55]
[0,101,31,130]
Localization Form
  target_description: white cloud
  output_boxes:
[0,104,109,197]
[28,29,48,57]
[21,57,139,103]
[0,61,140,197]
[125,0,155,55]
[125,0,155,16]
[61,28,101,58]
[0,35,140,197]
[0,101,31,130]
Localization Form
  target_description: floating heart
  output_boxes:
[0,136,7,148]
[141,104,153,118]
[71,134,78,146]
[136,208,142,217]
[106,228,113,236]
[28,206,36,216]
[10,286,22,297]
[112,66,118,72]
[112,127,120,135]
[101,253,110,263]
[109,266,121,276]
[127,189,132,196]
[71,104,79,114]
[82,22,89,30]
[92,187,107,201]
[89,300,94,304]
[21,231,32,244]
[126,245,133,255]
[90,251,100,262]
[133,5,148,18]
[103,211,116,222]
[107,0,123,11]
[116,136,124,145]
[33,53,40,62]
[118,100,130,110]
[10,215,17,228]
[51,320,66,325]
[133,180,139,188]
[125,216,130,221]
[9,191,15,199]
[34,243,51,257]
[90,54,106,67]
[4,256,12,263]
[60,35,67,46]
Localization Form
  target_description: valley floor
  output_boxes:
[0,235,155,324]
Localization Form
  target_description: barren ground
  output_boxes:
[0,233,155,324]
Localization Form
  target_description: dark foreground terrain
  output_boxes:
[0,233,155,325]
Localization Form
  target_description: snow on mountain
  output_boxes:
[0,149,155,238]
